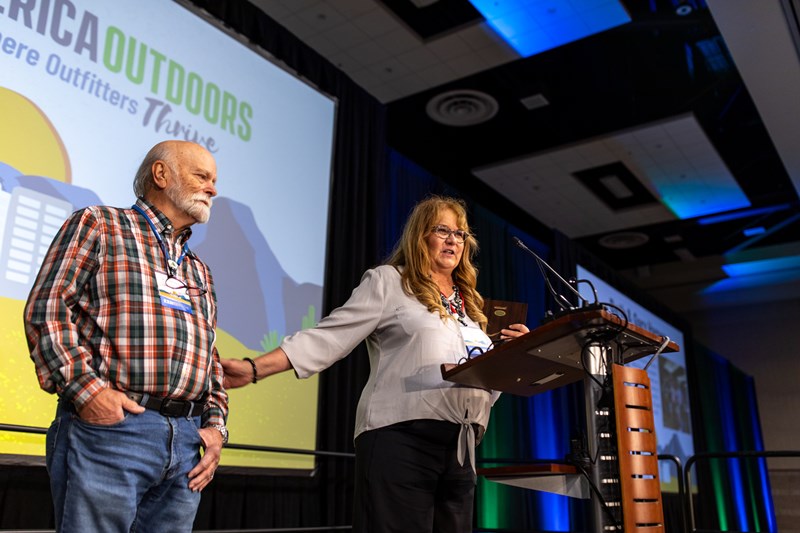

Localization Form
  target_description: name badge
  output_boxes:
[461,325,492,358]
[155,270,194,314]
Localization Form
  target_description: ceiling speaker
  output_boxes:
[598,232,650,250]
[426,90,499,127]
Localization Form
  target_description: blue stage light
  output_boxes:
[742,227,766,237]
[697,204,791,225]
[468,0,631,58]
[722,256,800,277]
[653,177,750,219]
[703,264,800,294]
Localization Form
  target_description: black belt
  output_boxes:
[125,392,203,417]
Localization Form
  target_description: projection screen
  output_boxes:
[0,0,336,472]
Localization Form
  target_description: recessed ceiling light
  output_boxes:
[572,162,657,210]
[599,175,633,199]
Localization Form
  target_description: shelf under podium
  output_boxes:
[477,463,589,499]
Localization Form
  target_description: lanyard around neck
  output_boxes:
[132,204,188,276]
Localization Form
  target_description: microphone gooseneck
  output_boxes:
[512,236,590,311]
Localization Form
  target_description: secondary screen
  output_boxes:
[577,265,694,492]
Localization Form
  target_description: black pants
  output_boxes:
[353,419,476,533]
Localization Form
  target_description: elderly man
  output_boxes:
[24,140,228,533]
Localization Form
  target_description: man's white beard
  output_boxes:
[167,183,212,223]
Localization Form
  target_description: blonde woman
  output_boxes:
[222,196,528,533]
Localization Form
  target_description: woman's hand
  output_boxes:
[220,358,254,389]
[220,349,293,390]
[499,323,530,340]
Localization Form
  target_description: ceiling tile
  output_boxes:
[416,63,459,86]
[425,34,476,61]
[248,0,293,21]
[377,27,423,55]
[321,21,372,49]
[365,57,412,80]
[396,46,441,71]
[306,32,349,57]
[328,0,377,18]
[351,7,399,38]
[295,3,348,30]
[274,14,319,40]
[347,42,393,66]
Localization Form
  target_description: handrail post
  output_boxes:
[682,449,800,532]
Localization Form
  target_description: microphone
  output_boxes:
[512,236,593,312]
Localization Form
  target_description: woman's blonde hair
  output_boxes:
[387,196,487,329]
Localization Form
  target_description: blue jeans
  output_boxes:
[46,403,203,533]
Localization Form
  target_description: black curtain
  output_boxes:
[0,464,53,529]
[686,343,774,531]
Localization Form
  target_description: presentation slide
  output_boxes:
[0,0,336,471]
[577,266,694,492]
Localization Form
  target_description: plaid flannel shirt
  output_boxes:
[24,198,227,427]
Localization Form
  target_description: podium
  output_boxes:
[441,308,678,532]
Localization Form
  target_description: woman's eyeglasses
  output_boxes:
[430,225,470,244]
[457,344,495,365]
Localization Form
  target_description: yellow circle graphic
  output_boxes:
[0,86,71,182]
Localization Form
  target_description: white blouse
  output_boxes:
[281,265,497,468]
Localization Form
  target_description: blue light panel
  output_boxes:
[703,260,800,294]
[725,212,800,255]
[695,36,733,74]
[656,180,750,220]
[722,255,800,277]
[685,43,696,79]
[742,227,766,237]
[698,204,791,225]
[469,0,631,58]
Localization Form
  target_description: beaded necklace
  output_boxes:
[440,285,468,326]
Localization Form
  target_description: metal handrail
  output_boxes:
[657,454,686,532]
[20,425,767,533]
[0,423,47,435]
[0,422,355,532]
[194,526,353,533]
[0,422,356,459]
[0,513,354,532]
[683,449,800,532]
